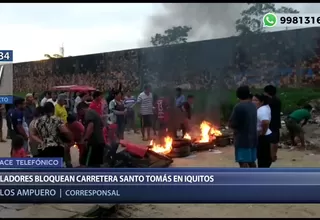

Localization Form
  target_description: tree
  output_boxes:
[44,54,63,59]
[235,3,299,35]
[150,26,192,46]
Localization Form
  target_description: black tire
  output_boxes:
[173,139,192,146]
[168,145,191,158]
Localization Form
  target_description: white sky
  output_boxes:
[0,3,163,63]
[0,3,318,63]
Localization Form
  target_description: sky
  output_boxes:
[1,3,319,63]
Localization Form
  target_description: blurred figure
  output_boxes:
[124,90,138,133]
[109,91,127,140]
[40,91,51,107]
[285,104,312,149]
[181,95,194,136]
[252,94,272,168]
[229,86,257,168]
[66,114,85,166]
[5,103,13,139]
[175,87,185,108]
[89,91,103,116]
[155,96,170,139]
[137,84,153,141]
[0,104,5,142]
[10,98,29,153]
[24,93,36,126]
[11,135,28,158]
[47,92,57,106]
[54,94,68,123]
[264,85,281,161]
[28,106,44,157]
[77,102,105,167]
[30,102,72,158]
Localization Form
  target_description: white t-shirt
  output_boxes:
[257,105,272,136]
[46,98,57,106]
[40,97,47,107]
[137,92,153,115]
[73,96,82,113]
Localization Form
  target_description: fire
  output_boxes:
[185,121,222,143]
[183,133,191,140]
[149,136,173,154]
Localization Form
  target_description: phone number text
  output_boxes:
[277,14,320,27]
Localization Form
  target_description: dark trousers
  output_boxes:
[80,143,105,167]
[257,135,272,168]
[6,114,13,138]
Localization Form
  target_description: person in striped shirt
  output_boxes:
[137,85,153,141]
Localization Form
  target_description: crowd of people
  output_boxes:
[0,84,195,167]
[229,85,312,168]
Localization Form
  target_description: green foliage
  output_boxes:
[236,3,299,35]
[150,26,192,46]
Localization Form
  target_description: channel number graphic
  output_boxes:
[263,13,320,28]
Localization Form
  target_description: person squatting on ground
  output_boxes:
[252,94,273,168]
[11,135,28,158]
[109,91,127,140]
[264,85,282,161]
[285,104,313,149]
[77,102,105,167]
[229,86,258,168]
[137,84,153,141]
[10,98,29,154]
[30,102,72,158]
[28,106,44,157]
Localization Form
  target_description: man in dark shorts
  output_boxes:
[264,85,281,161]
[77,102,105,167]
[181,95,194,136]
[285,104,312,150]
[229,86,258,168]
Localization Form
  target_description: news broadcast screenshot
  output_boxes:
[1,2,320,219]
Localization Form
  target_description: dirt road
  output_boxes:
[1,124,320,218]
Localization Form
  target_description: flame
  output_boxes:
[149,136,173,154]
[184,133,191,140]
[197,121,222,143]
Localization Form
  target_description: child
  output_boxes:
[11,135,28,158]
[66,114,85,166]
[155,96,169,139]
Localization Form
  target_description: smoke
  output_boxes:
[142,3,248,46]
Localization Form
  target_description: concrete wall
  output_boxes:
[13,27,320,93]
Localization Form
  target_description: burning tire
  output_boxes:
[168,142,191,158]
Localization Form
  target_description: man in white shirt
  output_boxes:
[46,92,57,106]
[137,85,153,141]
[40,92,51,107]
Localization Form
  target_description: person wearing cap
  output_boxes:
[24,93,36,126]
[54,94,68,123]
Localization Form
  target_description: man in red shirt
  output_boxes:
[155,96,169,139]
[89,91,103,116]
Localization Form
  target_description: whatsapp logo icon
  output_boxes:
[263,13,277,27]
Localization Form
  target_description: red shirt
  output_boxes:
[11,148,27,158]
[89,100,102,116]
[156,98,169,122]
[67,121,85,142]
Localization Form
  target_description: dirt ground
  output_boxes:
[2,124,320,218]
